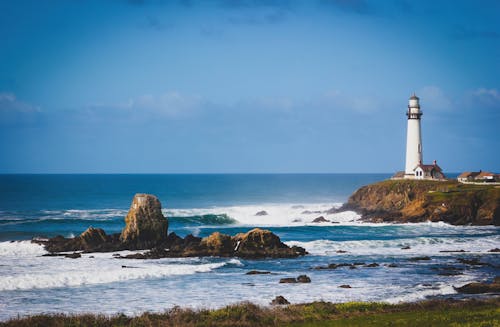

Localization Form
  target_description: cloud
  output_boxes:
[469,88,500,107]
[85,91,204,124]
[0,92,41,125]
[417,86,452,111]
[451,25,500,40]
[317,89,381,113]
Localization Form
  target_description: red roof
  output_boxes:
[415,163,442,173]
[458,171,480,179]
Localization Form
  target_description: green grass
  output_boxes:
[2,298,499,327]
[290,304,500,326]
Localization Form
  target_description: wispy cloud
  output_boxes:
[86,91,204,123]
[0,92,41,125]
[418,86,452,111]
[469,88,500,107]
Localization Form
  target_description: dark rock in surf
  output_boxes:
[457,258,490,266]
[246,270,271,275]
[255,210,268,216]
[311,216,329,223]
[297,275,311,283]
[271,296,290,305]
[455,278,500,294]
[364,263,379,267]
[409,256,431,261]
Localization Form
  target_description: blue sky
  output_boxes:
[0,0,498,173]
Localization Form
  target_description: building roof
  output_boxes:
[415,163,442,173]
[477,171,496,178]
[410,93,419,100]
[458,171,480,179]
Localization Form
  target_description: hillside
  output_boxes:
[343,180,500,225]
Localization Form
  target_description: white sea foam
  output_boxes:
[165,203,363,226]
[0,241,230,291]
[0,241,46,257]
[0,260,226,291]
[286,234,500,256]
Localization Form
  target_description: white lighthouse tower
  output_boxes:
[404,93,423,176]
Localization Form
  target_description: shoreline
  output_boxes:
[1,297,498,326]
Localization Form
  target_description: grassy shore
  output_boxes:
[1,298,499,327]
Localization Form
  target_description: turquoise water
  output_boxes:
[0,174,498,320]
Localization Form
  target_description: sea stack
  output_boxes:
[120,194,168,249]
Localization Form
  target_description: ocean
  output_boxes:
[0,174,498,320]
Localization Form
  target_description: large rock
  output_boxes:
[120,194,168,249]
[79,227,109,249]
[455,278,500,294]
[123,228,307,259]
[232,228,306,259]
[200,232,234,256]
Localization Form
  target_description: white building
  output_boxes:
[393,94,446,180]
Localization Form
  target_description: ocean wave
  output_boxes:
[0,241,47,257]
[166,202,353,226]
[0,261,228,291]
[170,214,237,226]
[286,235,500,256]
[0,242,231,291]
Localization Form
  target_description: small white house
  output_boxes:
[413,160,445,180]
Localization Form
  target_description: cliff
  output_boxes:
[343,180,500,225]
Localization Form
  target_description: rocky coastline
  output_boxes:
[33,193,307,259]
[337,179,500,225]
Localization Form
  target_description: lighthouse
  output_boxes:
[391,93,446,181]
[405,93,423,176]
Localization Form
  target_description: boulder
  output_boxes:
[457,258,489,266]
[455,279,500,294]
[255,211,268,216]
[297,275,311,283]
[200,232,234,256]
[339,284,351,288]
[364,263,379,267]
[120,194,168,249]
[79,227,109,249]
[279,278,297,283]
[232,228,306,259]
[311,216,329,223]
[409,256,431,261]
[246,270,271,275]
[271,296,290,305]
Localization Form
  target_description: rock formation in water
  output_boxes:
[339,180,500,225]
[455,277,500,294]
[120,194,168,249]
[34,194,307,259]
[122,228,307,259]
